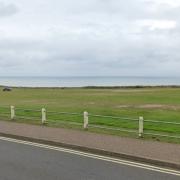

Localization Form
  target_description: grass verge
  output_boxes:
[0,87,180,143]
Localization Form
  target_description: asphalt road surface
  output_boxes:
[0,137,179,180]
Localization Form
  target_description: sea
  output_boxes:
[0,76,180,87]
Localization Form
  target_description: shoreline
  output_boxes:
[1,85,180,89]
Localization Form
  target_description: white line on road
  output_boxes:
[0,136,179,176]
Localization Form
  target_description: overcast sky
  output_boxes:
[0,0,180,76]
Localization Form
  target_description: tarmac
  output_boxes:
[0,120,179,170]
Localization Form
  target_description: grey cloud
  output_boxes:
[0,2,19,17]
[0,0,180,76]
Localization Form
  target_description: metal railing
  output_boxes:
[0,105,180,140]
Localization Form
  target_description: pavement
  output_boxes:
[0,120,180,170]
[0,138,179,180]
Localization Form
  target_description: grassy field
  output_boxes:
[0,87,180,143]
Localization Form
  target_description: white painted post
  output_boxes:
[83,111,88,129]
[42,108,46,124]
[139,116,144,137]
[10,106,15,120]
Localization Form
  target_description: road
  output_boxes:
[0,137,179,180]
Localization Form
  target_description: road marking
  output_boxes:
[0,136,179,176]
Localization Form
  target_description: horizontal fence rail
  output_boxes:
[0,105,179,141]
[89,114,139,121]
[144,119,180,125]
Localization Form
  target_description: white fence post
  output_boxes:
[10,106,15,120]
[139,116,144,137]
[83,111,88,129]
[42,108,46,124]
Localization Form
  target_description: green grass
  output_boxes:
[0,87,180,143]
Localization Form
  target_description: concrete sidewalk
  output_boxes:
[0,120,180,169]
